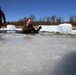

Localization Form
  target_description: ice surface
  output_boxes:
[0,33,76,75]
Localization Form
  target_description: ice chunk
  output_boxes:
[7,25,16,30]
[39,25,59,32]
[59,23,72,33]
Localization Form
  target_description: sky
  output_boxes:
[0,0,76,22]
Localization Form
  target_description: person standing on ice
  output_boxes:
[0,7,6,28]
[22,18,42,34]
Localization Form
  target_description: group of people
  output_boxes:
[0,7,42,34]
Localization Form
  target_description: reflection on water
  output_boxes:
[0,33,76,75]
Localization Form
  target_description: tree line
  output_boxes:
[6,15,76,26]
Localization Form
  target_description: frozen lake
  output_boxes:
[0,33,76,75]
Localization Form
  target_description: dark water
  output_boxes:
[0,33,76,75]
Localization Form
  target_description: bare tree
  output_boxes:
[56,17,63,24]
[51,15,56,24]
[29,15,36,21]
[69,15,76,25]
[23,17,27,22]
[45,17,51,25]
[46,17,51,22]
